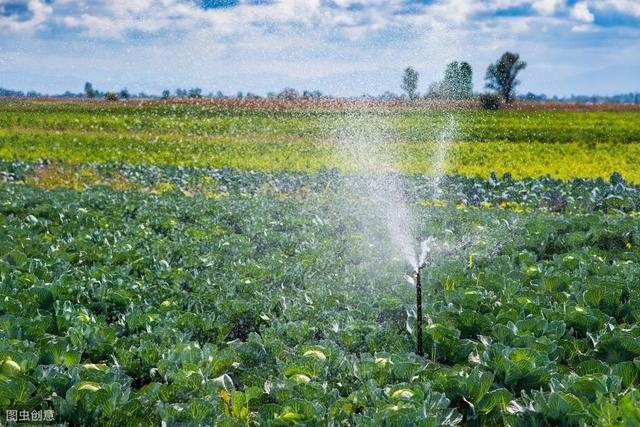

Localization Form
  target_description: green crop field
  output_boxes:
[2,100,640,425]
[1,101,640,180]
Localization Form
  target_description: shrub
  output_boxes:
[479,93,501,110]
[105,92,119,102]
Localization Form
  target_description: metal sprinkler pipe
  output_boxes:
[416,265,424,356]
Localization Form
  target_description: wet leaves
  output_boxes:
[0,180,639,425]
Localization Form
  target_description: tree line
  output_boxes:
[401,51,527,107]
[76,85,326,101]
[2,49,639,104]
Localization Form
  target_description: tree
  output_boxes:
[105,92,119,101]
[84,82,97,99]
[425,81,447,99]
[161,90,171,99]
[0,88,24,97]
[277,88,299,100]
[119,88,130,99]
[302,90,323,100]
[401,67,419,99]
[188,88,203,98]
[443,61,473,99]
[380,91,399,100]
[485,52,527,103]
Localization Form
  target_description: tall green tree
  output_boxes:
[84,82,96,99]
[443,61,473,100]
[401,67,419,100]
[485,52,526,103]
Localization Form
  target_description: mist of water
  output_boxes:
[427,113,457,200]
[329,106,457,274]
[330,109,417,269]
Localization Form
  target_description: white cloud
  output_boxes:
[423,0,491,25]
[591,0,640,18]
[0,0,53,32]
[571,24,595,32]
[56,0,355,39]
[2,0,640,97]
[1,0,639,41]
[570,2,594,23]
[531,0,564,16]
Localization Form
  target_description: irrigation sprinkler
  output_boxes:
[412,237,473,357]
[415,263,425,357]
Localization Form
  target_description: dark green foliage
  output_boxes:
[2,160,639,214]
[401,67,419,100]
[485,52,527,103]
[188,88,203,99]
[1,174,640,425]
[84,82,97,99]
[443,62,473,100]
[479,93,501,110]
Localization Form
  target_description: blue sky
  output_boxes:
[1,0,639,96]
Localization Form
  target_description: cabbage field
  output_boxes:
[1,100,640,426]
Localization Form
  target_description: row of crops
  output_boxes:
[1,166,640,425]
[2,101,640,144]
[1,102,640,180]
[1,102,640,425]
[1,160,640,214]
